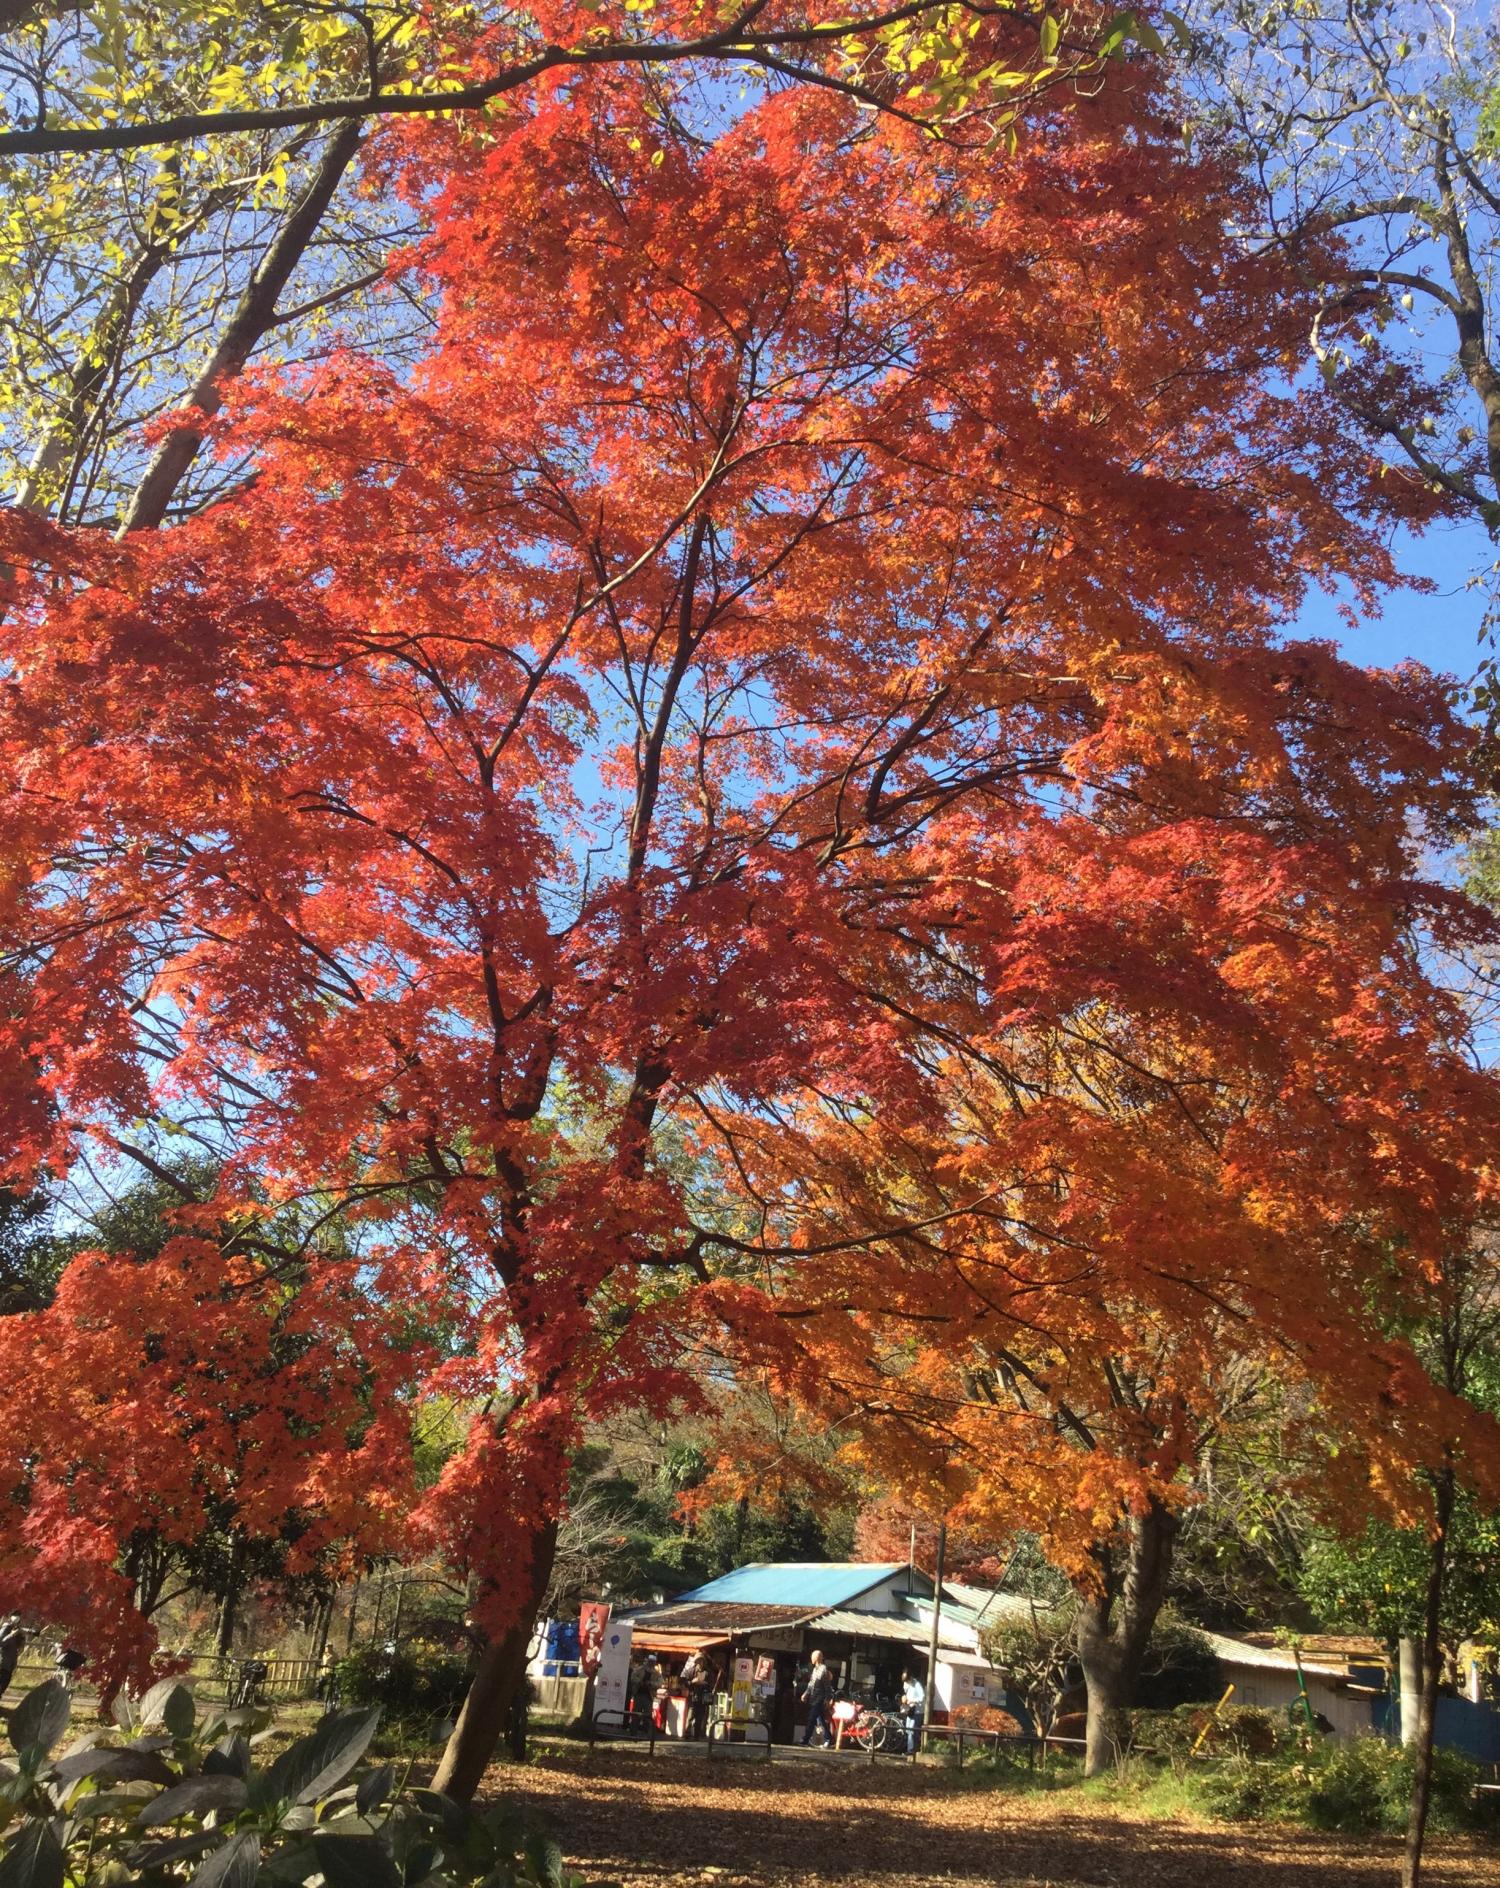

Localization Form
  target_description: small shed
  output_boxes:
[1202,1632,1386,1740]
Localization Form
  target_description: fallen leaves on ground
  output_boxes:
[493,1750,1500,1887]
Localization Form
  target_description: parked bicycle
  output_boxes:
[230,1657,269,1708]
[847,1700,901,1753]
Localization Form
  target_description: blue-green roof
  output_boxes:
[671,1563,917,1609]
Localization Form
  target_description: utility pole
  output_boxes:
[922,1520,947,1745]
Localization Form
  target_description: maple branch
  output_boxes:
[695,1185,1008,1261]
[0,0,1043,157]
[628,507,710,884]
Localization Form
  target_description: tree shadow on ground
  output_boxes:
[501,1750,1500,1888]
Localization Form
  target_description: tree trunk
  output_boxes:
[1399,1636,1424,1746]
[1403,1471,1454,1888]
[1075,1498,1179,1777]
[310,1591,334,1667]
[430,1519,558,1803]
[216,1533,247,1659]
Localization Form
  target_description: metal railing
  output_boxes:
[920,1723,1040,1768]
[588,1707,660,1752]
[707,1717,771,1762]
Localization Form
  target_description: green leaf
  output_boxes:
[187,1832,261,1888]
[408,1789,474,1848]
[52,1746,174,1786]
[137,1774,248,1826]
[136,1678,187,1731]
[7,1683,70,1759]
[311,1834,402,1888]
[1038,13,1060,60]
[0,1820,64,1888]
[202,1735,250,1781]
[522,1830,566,1888]
[354,1763,394,1814]
[251,1709,380,1810]
[162,1686,197,1740]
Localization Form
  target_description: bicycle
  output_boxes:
[848,1701,901,1753]
[229,1658,269,1709]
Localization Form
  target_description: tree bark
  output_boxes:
[1399,1635,1424,1746]
[215,1532,247,1658]
[1403,1470,1455,1888]
[310,1591,334,1667]
[430,1518,558,1803]
[120,116,364,533]
[1075,1498,1180,1777]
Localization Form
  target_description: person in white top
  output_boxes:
[901,1671,926,1755]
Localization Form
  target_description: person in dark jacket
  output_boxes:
[800,1650,834,1747]
[0,1616,25,1700]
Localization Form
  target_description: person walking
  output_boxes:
[901,1670,926,1755]
[800,1649,834,1748]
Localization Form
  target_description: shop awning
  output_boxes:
[628,1630,731,1654]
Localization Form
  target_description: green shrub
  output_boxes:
[1135,1703,1296,1774]
[0,1673,612,1886]
[1196,1734,1487,1834]
[338,1643,475,1727]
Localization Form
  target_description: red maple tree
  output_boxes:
[0,66,1489,1793]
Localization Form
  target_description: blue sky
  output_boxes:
[1294,515,1495,687]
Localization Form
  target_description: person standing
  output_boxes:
[0,1616,25,1700]
[901,1670,926,1756]
[800,1650,834,1748]
[682,1651,711,1739]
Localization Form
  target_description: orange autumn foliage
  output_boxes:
[0,65,1490,1735]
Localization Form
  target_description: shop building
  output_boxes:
[619,1560,1015,1741]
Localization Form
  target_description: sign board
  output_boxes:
[579,1602,610,1677]
[743,1628,804,1655]
[594,1619,633,1721]
[729,1656,754,1724]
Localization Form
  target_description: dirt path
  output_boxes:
[497,1749,1500,1888]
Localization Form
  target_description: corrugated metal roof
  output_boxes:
[622,1602,815,1633]
[670,1563,915,1609]
[914,1591,1043,1628]
[1235,1632,1385,1664]
[809,1608,973,1651]
[1203,1632,1381,1676]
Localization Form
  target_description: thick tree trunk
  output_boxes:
[1075,1498,1179,1777]
[1077,1630,1135,1775]
[1403,1472,1454,1888]
[430,1519,558,1802]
